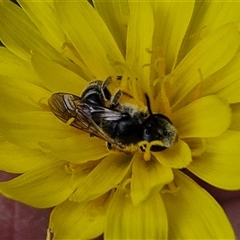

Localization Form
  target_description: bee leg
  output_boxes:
[110,89,122,107]
[102,76,123,107]
[101,76,112,101]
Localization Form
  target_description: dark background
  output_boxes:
[0,171,51,240]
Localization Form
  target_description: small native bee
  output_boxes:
[48,76,178,155]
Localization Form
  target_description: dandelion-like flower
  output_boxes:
[0,1,240,239]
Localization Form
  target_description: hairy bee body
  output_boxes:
[48,77,178,152]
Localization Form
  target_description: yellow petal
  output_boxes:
[105,188,167,240]
[50,198,108,240]
[183,137,206,158]
[0,47,43,87]
[230,102,240,131]
[0,111,77,149]
[202,52,240,100]
[94,0,129,56]
[54,1,125,78]
[0,137,53,173]
[18,0,65,51]
[171,23,240,107]
[0,1,61,61]
[70,153,131,202]
[153,1,194,73]
[31,52,87,95]
[188,130,240,190]
[173,95,231,138]
[216,79,240,104]
[0,161,77,208]
[162,170,235,239]
[0,75,50,113]
[180,2,240,58]
[17,1,93,80]
[131,152,173,205]
[153,140,192,168]
[126,2,154,96]
[39,134,108,164]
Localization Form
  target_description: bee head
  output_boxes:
[142,94,178,151]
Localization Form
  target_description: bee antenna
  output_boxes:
[145,93,153,115]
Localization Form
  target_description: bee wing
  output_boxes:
[48,93,122,145]
[89,105,123,121]
[48,93,81,123]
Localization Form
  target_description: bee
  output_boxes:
[48,76,178,156]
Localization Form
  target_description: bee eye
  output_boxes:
[145,127,152,135]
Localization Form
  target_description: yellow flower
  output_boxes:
[0,0,240,239]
